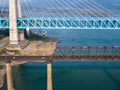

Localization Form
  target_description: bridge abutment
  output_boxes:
[47,62,53,90]
[6,62,13,90]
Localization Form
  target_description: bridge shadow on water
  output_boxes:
[103,69,120,89]
[52,61,120,70]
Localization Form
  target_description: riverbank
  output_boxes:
[0,34,57,88]
[0,67,5,88]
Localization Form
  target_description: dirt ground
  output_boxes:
[20,41,57,56]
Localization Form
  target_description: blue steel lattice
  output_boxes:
[0,17,120,29]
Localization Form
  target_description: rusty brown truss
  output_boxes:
[0,46,120,62]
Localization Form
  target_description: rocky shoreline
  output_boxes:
[0,67,6,88]
[0,31,57,88]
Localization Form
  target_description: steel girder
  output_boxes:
[0,18,9,28]
[0,17,120,29]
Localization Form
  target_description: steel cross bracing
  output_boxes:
[0,17,120,29]
[53,46,120,60]
[0,46,120,62]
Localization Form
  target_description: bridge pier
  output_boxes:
[47,62,52,90]
[6,62,13,90]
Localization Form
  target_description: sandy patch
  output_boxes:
[20,41,56,56]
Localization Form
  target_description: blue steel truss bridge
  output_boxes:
[0,0,120,29]
[1,17,120,29]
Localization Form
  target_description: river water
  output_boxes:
[1,30,120,90]
[1,0,120,89]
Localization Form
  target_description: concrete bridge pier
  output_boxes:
[47,62,52,90]
[6,62,13,90]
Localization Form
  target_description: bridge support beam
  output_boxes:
[47,62,52,90]
[6,62,13,90]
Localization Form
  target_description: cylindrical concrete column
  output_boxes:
[6,62,13,90]
[47,62,52,90]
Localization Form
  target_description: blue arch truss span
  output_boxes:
[0,17,120,29]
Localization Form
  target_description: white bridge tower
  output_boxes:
[9,0,23,45]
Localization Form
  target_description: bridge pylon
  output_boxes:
[9,0,25,45]
[17,0,25,41]
[7,0,27,50]
[17,0,22,18]
[9,0,19,45]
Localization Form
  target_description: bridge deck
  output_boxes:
[0,46,120,62]
[0,55,120,62]
[0,17,120,29]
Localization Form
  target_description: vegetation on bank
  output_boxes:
[0,48,20,55]
[0,61,5,65]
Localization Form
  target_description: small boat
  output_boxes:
[42,30,47,36]
[38,29,47,36]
